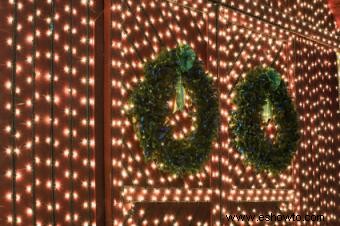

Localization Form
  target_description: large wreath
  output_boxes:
[129,45,219,175]
[230,67,300,173]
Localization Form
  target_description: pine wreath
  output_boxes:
[230,67,300,173]
[128,45,219,175]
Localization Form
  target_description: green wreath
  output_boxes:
[230,67,300,173]
[128,45,219,175]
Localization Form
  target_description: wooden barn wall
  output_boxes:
[293,38,339,225]
[0,0,96,225]
[216,0,338,32]
[110,1,217,225]
[0,0,339,226]
[110,0,339,225]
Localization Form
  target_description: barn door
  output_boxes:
[107,1,296,225]
[109,1,219,225]
[216,7,297,226]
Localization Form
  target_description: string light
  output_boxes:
[112,0,339,225]
[1,0,95,225]
[1,0,338,225]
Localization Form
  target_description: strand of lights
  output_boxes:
[10,0,19,225]
[218,7,294,224]
[67,0,75,224]
[2,0,96,225]
[294,38,338,225]
[216,0,339,48]
[85,0,95,224]
[114,0,294,223]
[110,0,340,225]
[48,0,57,224]
[337,52,340,110]
[30,0,37,224]
[115,1,213,225]
[0,0,337,225]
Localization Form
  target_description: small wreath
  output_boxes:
[128,45,219,175]
[230,67,300,173]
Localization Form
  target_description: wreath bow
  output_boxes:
[174,45,196,112]
[262,69,282,122]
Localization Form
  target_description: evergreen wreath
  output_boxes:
[128,45,219,175]
[230,67,300,174]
